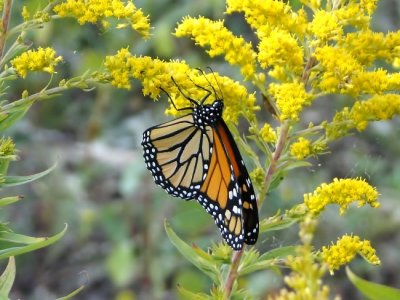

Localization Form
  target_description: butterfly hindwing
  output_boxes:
[198,124,244,250]
[215,120,259,245]
[142,114,213,200]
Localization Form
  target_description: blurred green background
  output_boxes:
[1,0,400,299]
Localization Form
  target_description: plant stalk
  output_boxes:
[223,249,244,300]
[0,0,13,60]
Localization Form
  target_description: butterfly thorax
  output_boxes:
[192,100,224,129]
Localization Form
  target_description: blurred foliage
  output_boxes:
[0,0,399,299]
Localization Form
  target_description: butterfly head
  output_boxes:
[193,100,224,127]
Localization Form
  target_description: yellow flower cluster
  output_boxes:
[259,123,277,143]
[314,46,362,93]
[340,30,400,66]
[304,178,380,215]
[175,17,256,79]
[322,234,380,274]
[11,47,63,78]
[104,49,258,123]
[269,82,312,121]
[258,29,304,81]
[226,0,307,39]
[326,94,400,139]
[350,94,400,131]
[271,215,331,300]
[290,137,311,160]
[53,0,150,37]
[309,10,342,44]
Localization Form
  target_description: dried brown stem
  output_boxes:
[223,249,244,300]
[0,0,13,60]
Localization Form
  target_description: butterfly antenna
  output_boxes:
[159,86,192,112]
[171,76,201,107]
[206,66,224,101]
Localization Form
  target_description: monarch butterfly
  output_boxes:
[141,76,259,250]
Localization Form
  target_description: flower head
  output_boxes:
[290,137,311,160]
[104,49,258,123]
[269,82,312,121]
[259,123,277,143]
[322,234,380,274]
[11,47,63,78]
[53,0,150,37]
[304,178,380,215]
[258,29,304,81]
[175,17,256,79]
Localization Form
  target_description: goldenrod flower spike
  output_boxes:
[175,16,257,79]
[11,47,63,78]
[304,178,380,215]
[322,234,381,274]
[53,0,150,37]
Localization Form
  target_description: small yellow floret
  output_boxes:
[259,123,277,143]
[290,137,311,160]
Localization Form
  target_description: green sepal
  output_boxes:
[0,257,16,298]
[346,267,400,300]
[164,220,220,283]
[0,162,57,188]
[0,224,67,260]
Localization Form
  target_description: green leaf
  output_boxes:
[346,267,400,300]
[0,224,67,260]
[0,196,22,208]
[164,220,220,283]
[258,246,297,261]
[0,231,50,244]
[0,257,15,298]
[239,246,296,275]
[177,284,212,300]
[1,162,57,188]
[259,214,300,233]
[55,284,85,300]
[0,99,33,131]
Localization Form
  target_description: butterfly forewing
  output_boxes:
[142,114,213,199]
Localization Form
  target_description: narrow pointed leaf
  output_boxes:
[1,162,57,188]
[346,267,400,300]
[0,224,67,259]
[0,231,48,244]
[0,196,22,208]
[164,220,219,282]
[0,257,15,297]
[259,215,300,233]
[258,246,297,261]
[56,285,85,300]
[177,284,212,300]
